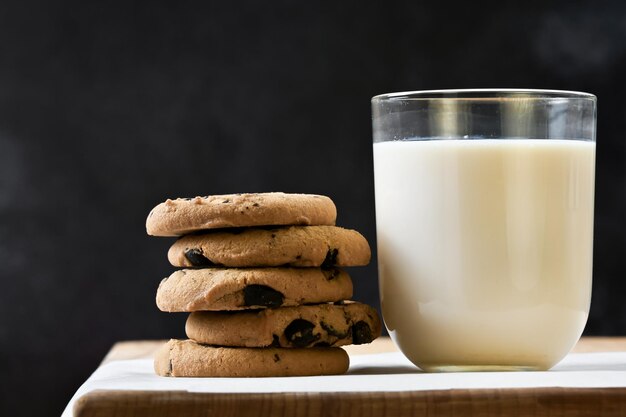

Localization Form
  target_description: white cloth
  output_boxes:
[62,351,626,417]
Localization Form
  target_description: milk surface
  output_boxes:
[373,139,595,370]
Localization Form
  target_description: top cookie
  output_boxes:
[146,193,337,236]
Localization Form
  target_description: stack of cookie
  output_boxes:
[146,192,381,377]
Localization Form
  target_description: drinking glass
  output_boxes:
[372,89,596,371]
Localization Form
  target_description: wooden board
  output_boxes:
[74,337,626,417]
[75,388,626,417]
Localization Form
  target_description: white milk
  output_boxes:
[373,139,595,371]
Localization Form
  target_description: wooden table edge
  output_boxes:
[74,387,626,417]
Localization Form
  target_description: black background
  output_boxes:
[1,1,625,416]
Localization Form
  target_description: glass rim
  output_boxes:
[372,88,596,102]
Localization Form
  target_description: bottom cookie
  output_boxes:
[154,339,350,377]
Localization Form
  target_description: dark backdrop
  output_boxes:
[1,1,625,416]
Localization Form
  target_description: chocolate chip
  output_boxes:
[252,202,260,207]
[322,248,338,268]
[243,285,284,308]
[322,268,340,280]
[351,321,373,345]
[320,321,348,339]
[284,319,320,347]
[222,199,230,204]
[184,248,215,266]
[273,354,280,362]
[271,233,276,239]
[270,334,281,347]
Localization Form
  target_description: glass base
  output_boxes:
[420,364,544,372]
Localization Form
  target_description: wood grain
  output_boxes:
[74,388,626,417]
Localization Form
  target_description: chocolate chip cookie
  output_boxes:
[147,193,337,236]
[168,225,371,268]
[186,301,381,348]
[154,339,349,377]
[156,267,353,311]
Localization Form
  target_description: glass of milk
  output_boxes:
[372,89,596,371]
